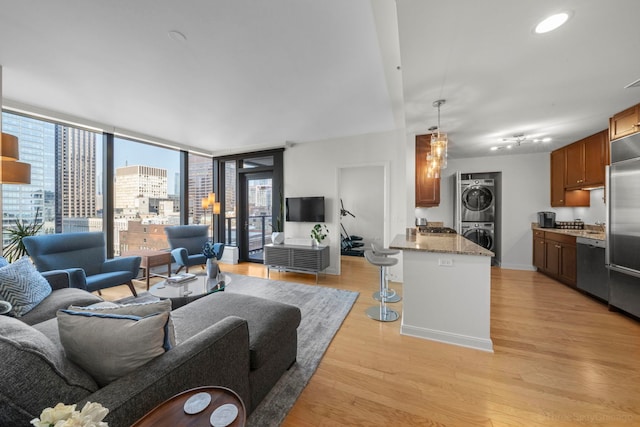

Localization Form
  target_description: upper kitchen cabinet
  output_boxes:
[415,134,440,207]
[610,104,640,141]
[550,148,589,207]
[565,130,609,189]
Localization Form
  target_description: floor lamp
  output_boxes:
[201,192,220,241]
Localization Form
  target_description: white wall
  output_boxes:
[339,166,384,249]
[284,129,407,276]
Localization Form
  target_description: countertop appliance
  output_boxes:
[537,211,556,228]
[607,132,640,317]
[418,226,457,234]
[577,236,608,301]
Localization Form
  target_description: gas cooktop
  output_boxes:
[418,226,457,234]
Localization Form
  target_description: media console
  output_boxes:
[264,244,330,283]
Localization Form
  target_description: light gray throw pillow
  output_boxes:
[57,305,174,387]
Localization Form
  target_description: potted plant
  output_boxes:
[3,207,43,263]
[271,191,285,244]
[310,223,329,247]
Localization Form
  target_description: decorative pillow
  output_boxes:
[57,308,174,386]
[68,299,176,343]
[0,256,52,317]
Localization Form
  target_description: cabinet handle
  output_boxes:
[555,245,561,249]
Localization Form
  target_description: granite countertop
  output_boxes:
[531,224,606,241]
[390,233,494,257]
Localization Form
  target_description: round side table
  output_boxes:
[132,386,246,427]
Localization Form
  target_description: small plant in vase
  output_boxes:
[202,241,220,279]
[310,224,329,247]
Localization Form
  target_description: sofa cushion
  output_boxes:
[57,307,175,387]
[0,316,98,420]
[171,292,301,370]
[0,257,52,317]
[69,299,176,341]
[19,288,103,326]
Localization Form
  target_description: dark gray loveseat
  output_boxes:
[0,276,301,426]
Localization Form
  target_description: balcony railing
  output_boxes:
[225,215,273,254]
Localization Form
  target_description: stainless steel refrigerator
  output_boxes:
[607,132,640,317]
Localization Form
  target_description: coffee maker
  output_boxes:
[537,211,556,228]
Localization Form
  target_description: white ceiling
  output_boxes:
[1,0,639,158]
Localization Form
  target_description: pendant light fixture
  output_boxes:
[430,99,448,170]
[1,132,31,184]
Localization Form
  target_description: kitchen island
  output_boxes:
[390,232,494,352]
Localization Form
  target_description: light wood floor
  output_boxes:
[101,257,640,426]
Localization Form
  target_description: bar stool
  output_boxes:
[370,242,401,303]
[364,250,399,322]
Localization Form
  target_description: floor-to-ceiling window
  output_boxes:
[113,137,180,255]
[1,112,102,260]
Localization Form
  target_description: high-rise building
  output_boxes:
[188,155,212,224]
[55,124,97,232]
[115,165,168,217]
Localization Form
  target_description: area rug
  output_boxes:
[117,273,359,426]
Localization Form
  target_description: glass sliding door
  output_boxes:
[240,172,273,262]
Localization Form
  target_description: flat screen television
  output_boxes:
[286,196,325,222]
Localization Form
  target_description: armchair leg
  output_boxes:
[127,281,138,297]
[175,266,184,274]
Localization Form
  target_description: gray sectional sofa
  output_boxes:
[0,273,301,426]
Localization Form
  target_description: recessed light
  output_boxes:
[534,12,570,34]
[168,30,187,42]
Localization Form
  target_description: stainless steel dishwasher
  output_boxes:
[576,236,608,301]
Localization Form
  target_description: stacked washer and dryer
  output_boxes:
[454,172,499,265]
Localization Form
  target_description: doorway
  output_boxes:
[239,171,273,262]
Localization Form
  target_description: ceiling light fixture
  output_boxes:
[490,133,552,152]
[430,99,448,170]
[534,12,570,34]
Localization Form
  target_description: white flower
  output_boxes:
[30,402,109,427]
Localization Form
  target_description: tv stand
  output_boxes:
[264,244,330,283]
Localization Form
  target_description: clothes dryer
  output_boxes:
[461,222,495,252]
[460,179,495,222]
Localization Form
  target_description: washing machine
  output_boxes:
[460,179,495,222]
[461,222,495,252]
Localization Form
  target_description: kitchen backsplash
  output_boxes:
[555,188,606,225]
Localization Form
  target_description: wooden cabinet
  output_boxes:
[533,230,546,270]
[533,230,577,288]
[565,130,609,189]
[550,148,589,207]
[415,134,440,207]
[610,104,640,141]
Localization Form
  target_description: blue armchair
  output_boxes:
[23,232,142,297]
[165,225,224,273]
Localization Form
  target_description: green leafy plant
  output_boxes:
[310,223,329,244]
[3,207,43,263]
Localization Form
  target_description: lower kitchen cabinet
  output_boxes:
[532,230,577,288]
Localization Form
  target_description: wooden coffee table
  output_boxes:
[122,249,173,290]
[132,386,246,427]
